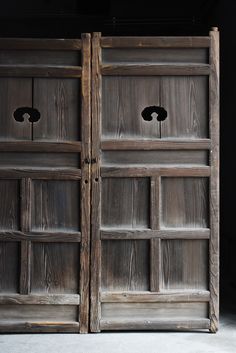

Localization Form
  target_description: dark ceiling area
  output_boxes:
[0,0,235,312]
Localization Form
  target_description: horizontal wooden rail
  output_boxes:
[101,139,211,150]
[0,231,81,242]
[0,38,82,50]
[0,294,80,305]
[101,291,210,303]
[101,36,210,48]
[100,319,210,330]
[0,322,80,333]
[0,168,81,179]
[0,141,82,152]
[101,64,210,76]
[0,65,82,77]
[101,229,210,240]
[101,166,211,177]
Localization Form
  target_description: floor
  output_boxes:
[0,312,235,353]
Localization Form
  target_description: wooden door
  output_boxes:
[0,35,91,333]
[91,30,219,332]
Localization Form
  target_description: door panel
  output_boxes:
[91,32,219,332]
[0,35,90,333]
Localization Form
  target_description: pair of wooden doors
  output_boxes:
[0,30,219,333]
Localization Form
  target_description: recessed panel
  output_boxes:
[31,242,80,294]
[161,177,209,228]
[0,180,20,230]
[33,79,80,141]
[103,48,209,64]
[101,240,149,291]
[0,242,19,293]
[161,239,208,290]
[102,177,150,228]
[32,180,80,231]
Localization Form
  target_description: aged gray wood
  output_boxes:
[0,242,19,293]
[0,78,32,140]
[103,48,209,64]
[0,153,79,168]
[0,180,20,230]
[0,38,81,50]
[101,178,150,228]
[33,78,80,141]
[161,177,209,228]
[90,32,102,333]
[161,240,208,290]
[100,229,210,240]
[0,169,81,179]
[101,36,210,48]
[31,180,80,231]
[79,33,91,333]
[31,243,80,294]
[0,322,80,333]
[100,319,210,331]
[101,291,210,303]
[101,240,149,291]
[0,65,82,78]
[101,139,211,150]
[0,231,81,242]
[101,64,210,76]
[209,27,220,333]
[102,150,208,166]
[0,141,82,152]
[0,294,80,305]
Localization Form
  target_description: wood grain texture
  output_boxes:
[0,322,80,333]
[0,50,80,66]
[101,36,210,48]
[0,38,81,50]
[209,28,220,334]
[101,240,149,291]
[90,32,102,332]
[0,180,20,230]
[31,180,80,231]
[101,177,150,228]
[0,294,80,305]
[0,231,81,242]
[33,79,80,141]
[161,177,209,228]
[0,242,19,293]
[31,243,80,294]
[100,229,210,240]
[79,32,91,333]
[102,48,208,64]
[0,141,82,152]
[0,153,79,168]
[0,168,81,180]
[100,319,210,331]
[101,290,210,303]
[101,64,210,76]
[161,240,208,291]
[101,139,211,150]
[102,150,208,166]
[0,65,82,78]
[0,78,31,140]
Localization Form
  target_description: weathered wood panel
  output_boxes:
[161,177,209,228]
[101,240,149,291]
[0,242,19,293]
[31,243,80,294]
[31,180,80,231]
[161,240,208,290]
[101,177,150,228]
[0,180,20,230]
[0,78,31,140]
[33,79,80,141]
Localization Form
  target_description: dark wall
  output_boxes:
[0,0,234,309]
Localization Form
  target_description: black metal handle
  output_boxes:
[13,107,41,123]
[141,106,167,122]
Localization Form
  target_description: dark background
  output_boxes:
[0,0,234,313]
